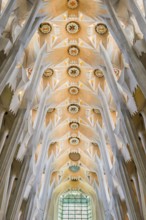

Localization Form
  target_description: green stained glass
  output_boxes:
[58,191,93,220]
[69,165,80,172]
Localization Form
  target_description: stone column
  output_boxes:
[100,43,146,190]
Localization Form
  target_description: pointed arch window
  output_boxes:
[58,191,92,220]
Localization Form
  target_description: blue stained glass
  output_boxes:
[69,166,80,172]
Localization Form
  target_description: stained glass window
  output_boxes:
[58,191,92,220]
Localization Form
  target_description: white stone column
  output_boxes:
[0,0,17,35]
[100,43,146,190]
[102,0,146,98]
[6,152,33,220]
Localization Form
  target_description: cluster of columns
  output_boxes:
[93,1,146,219]
[0,1,56,219]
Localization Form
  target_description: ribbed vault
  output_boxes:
[0,0,146,220]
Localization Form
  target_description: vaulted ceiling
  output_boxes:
[27,0,120,194]
[0,0,146,220]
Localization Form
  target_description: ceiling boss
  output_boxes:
[67,0,79,9]
[66,22,80,34]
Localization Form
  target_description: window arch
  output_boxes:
[58,190,93,220]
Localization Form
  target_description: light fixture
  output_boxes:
[69,86,79,95]
[69,137,80,145]
[94,69,104,78]
[70,122,79,130]
[67,66,81,77]
[68,45,80,56]
[95,23,108,35]
[66,21,80,34]
[67,0,79,9]
[68,104,80,114]
[43,68,54,77]
[39,22,52,34]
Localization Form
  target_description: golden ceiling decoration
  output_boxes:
[95,23,108,35]
[70,122,79,130]
[1,1,145,219]
[67,66,81,77]
[43,68,54,77]
[39,22,52,34]
[68,45,80,56]
[69,152,81,161]
[94,69,104,78]
[67,0,79,9]
[71,178,79,182]
[69,137,80,145]
[69,86,79,95]
[68,104,80,114]
[66,21,80,34]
